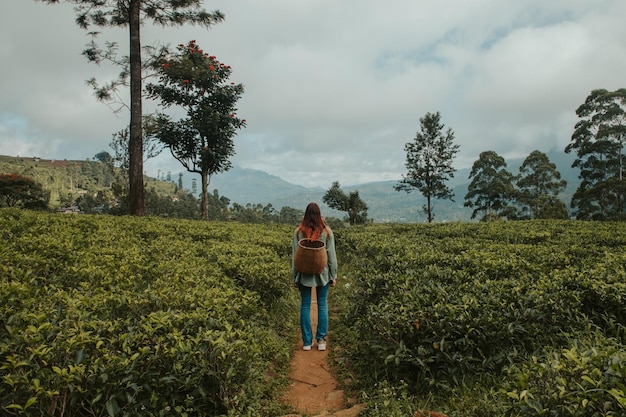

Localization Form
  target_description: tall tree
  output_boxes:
[323,181,369,225]
[464,151,517,221]
[36,0,225,216]
[147,41,246,221]
[395,111,459,223]
[565,88,626,220]
[515,150,568,219]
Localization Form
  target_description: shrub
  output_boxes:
[502,333,626,416]
[0,210,298,416]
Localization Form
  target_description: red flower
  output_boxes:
[183,79,189,83]
[229,113,235,118]
[209,65,215,71]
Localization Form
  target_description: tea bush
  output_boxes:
[332,220,626,415]
[503,333,626,416]
[4,210,625,417]
[0,209,297,417]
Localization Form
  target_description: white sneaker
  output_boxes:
[303,344,312,351]
[317,339,327,351]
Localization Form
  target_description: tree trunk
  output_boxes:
[617,137,624,221]
[201,171,210,221]
[128,0,144,216]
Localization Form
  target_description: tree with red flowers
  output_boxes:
[35,0,224,216]
[0,174,50,210]
[146,41,246,220]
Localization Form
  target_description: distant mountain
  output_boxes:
[199,148,578,223]
[204,166,317,204]
[187,167,345,218]
[1,148,579,223]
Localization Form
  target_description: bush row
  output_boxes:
[333,220,626,416]
[0,209,298,417]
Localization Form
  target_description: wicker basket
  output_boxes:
[294,238,327,275]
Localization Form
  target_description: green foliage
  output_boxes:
[144,187,202,219]
[231,202,280,224]
[395,111,459,223]
[503,335,626,416]
[323,181,369,225]
[0,173,49,210]
[331,221,626,415]
[147,40,246,221]
[357,380,418,416]
[4,208,625,416]
[464,150,517,221]
[37,0,226,216]
[516,150,569,219]
[0,156,305,222]
[0,210,297,416]
[0,156,185,215]
[565,88,626,221]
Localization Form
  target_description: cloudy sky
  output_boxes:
[1,0,625,188]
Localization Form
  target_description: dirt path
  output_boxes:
[280,291,364,417]
[279,292,447,417]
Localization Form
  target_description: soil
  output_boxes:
[279,291,447,417]
[280,290,365,417]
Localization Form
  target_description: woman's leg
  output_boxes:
[298,284,313,347]
[315,283,330,342]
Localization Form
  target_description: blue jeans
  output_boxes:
[298,283,329,346]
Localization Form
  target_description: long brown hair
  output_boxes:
[297,202,327,240]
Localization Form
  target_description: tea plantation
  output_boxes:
[331,221,626,416]
[1,209,625,416]
[0,209,298,416]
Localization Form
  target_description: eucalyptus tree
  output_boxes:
[36,0,225,216]
[464,151,517,221]
[395,111,459,223]
[565,88,626,220]
[516,150,568,219]
[146,41,246,221]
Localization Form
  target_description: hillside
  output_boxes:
[1,149,579,222]
[206,148,578,222]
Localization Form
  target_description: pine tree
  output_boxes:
[36,0,224,216]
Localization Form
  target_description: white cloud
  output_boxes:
[2,0,626,188]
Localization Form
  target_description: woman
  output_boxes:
[292,202,338,351]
